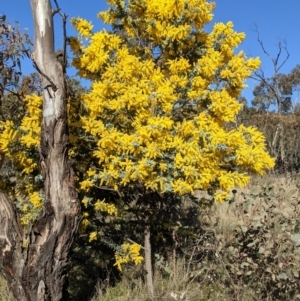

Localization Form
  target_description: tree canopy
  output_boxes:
[70,0,274,202]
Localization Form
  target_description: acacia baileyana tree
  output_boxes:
[70,0,274,296]
[0,0,80,300]
[0,0,274,300]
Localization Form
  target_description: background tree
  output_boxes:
[249,27,300,172]
[251,28,290,171]
[251,27,290,115]
[288,64,300,112]
[252,73,293,113]
[0,14,31,119]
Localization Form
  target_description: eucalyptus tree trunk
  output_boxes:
[0,0,80,300]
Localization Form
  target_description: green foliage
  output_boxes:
[0,73,41,125]
[252,73,293,113]
[221,184,300,300]
[0,15,31,112]
[67,234,120,301]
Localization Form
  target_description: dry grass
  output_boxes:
[90,267,229,301]
[0,276,15,301]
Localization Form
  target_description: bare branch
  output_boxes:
[276,39,290,72]
[274,39,282,66]
[252,24,290,75]
[94,185,122,197]
[251,25,291,116]
[52,8,60,15]
[52,0,68,72]
[52,0,60,11]
[251,72,279,103]
[32,60,57,92]
[62,13,68,72]
[253,24,274,66]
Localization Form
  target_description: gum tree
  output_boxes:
[251,29,290,170]
[0,0,80,300]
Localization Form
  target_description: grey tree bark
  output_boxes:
[0,0,81,300]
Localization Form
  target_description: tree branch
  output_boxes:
[32,60,57,92]
[52,0,68,72]
[62,13,68,72]
[252,24,289,76]
[276,39,290,72]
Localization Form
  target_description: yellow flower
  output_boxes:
[69,37,82,53]
[29,192,43,210]
[89,231,98,242]
[82,198,89,208]
[94,199,117,215]
[71,0,273,202]
[80,179,94,192]
[71,18,93,38]
[87,168,96,177]
[114,242,143,271]
[215,191,230,203]
[79,218,90,233]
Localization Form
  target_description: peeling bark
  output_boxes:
[0,0,81,300]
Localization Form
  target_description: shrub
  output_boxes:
[218,184,300,300]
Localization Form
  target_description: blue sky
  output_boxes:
[2,0,300,102]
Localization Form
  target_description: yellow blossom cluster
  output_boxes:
[0,94,41,175]
[19,190,44,226]
[68,36,82,54]
[88,231,98,242]
[0,120,18,154]
[0,95,44,225]
[0,92,119,227]
[71,17,93,39]
[114,242,144,271]
[79,197,118,234]
[94,199,118,215]
[0,92,120,227]
[99,0,214,43]
[71,0,274,199]
[79,216,90,233]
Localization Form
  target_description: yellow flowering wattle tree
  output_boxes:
[70,0,274,296]
[0,0,275,299]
